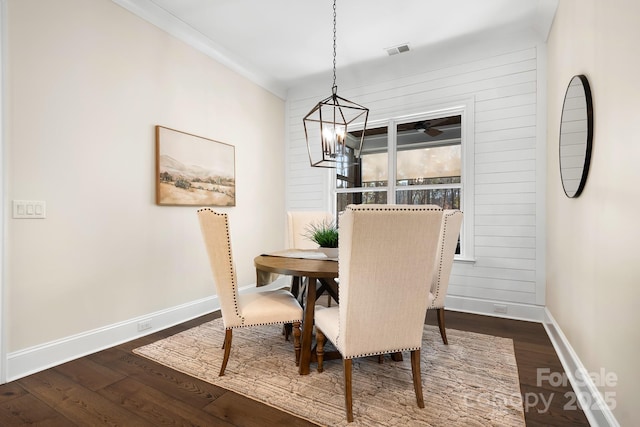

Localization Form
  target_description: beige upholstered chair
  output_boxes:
[429,210,463,345]
[287,210,335,305]
[287,211,334,249]
[314,204,443,422]
[197,208,303,376]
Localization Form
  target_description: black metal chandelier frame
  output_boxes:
[303,0,369,168]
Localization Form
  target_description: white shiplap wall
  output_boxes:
[285,45,545,320]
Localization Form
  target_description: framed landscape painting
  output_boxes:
[156,126,236,206]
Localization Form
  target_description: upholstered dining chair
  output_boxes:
[197,208,303,376]
[287,210,335,305]
[314,204,443,422]
[287,210,334,249]
[429,209,463,345]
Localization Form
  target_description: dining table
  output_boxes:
[254,250,338,375]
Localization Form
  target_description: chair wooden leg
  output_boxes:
[344,359,354,422]
[316,328,325,372]
[436,308,448,345]
[219,329,233,376]
[284,276,302,341]
[410,349,425,408]
[293,321,301,366]
[290,276,301,298]
[283,323,292,341]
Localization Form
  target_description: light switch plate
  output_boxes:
[13,200,46,219]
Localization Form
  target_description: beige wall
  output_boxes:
[547,0,640,423]
[6,0,285,351]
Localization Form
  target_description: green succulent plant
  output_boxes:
[305,219,338,248]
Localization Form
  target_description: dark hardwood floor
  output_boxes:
[0,310,590,426]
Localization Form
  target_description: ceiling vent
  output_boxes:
[385,43,410,56]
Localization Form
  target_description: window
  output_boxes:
[334,104,474,259]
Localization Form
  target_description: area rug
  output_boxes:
[133,319,525,426]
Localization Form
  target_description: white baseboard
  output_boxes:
[445,295,545,322]
[5,278,292,383]
[543,309,620,427]
[6,295,219,382]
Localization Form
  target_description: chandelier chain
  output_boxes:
[332,0,337,94]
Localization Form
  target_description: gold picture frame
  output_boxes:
[156,126,236,206]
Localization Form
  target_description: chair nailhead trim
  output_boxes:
[228,319,303,329]
[432,210,461,306]
[198,208,243,324]
[344,347,421,359]
[346,205,441,212]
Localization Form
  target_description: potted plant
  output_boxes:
[305,219,339,258]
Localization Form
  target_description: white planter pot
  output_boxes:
[318,247,339,258]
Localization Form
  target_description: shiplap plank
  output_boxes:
[476,103,537,121]
[287,188,326,201]
[475,126,537,143]
[475,214,536,226]
[474,257,536,270]
[289,161,320,172]
[449,274,535,292]
[475,246,536,259]
[475,203,535,215]
[475,193,536,205]
[476,115,537,133]
[475,159,536,174]
[475,225,536,237]
[475,149,536,164]
[475,81,536,102]
[475,171,536,184]
[288,152,311,164]
[475,182,536,194]
[447,285,538,304]
[286,169,324,180]
[283,175,323,186]
[475,137,536,154]
[475,93,537,112]
[474,236,536,248]
[453,265,535,282]
[288,201,327,211]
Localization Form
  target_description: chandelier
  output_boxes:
[303,0,369,168]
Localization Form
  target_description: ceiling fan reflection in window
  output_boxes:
[399,115,461,137]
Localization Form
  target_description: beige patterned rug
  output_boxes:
[134,318,525,426]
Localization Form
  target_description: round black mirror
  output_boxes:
[559,75,593,198]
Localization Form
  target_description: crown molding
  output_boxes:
[111,0,287,99]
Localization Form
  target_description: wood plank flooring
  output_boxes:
[0,310,590,426]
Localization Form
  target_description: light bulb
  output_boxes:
[321,124,346,157]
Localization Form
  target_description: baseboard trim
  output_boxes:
[543,309,620,427]
[5,278,293,383]
[6,295,219,382]
[445,295,545,322]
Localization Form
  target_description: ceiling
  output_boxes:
[114,0,558,98]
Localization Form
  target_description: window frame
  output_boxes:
[332,98,475,261]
